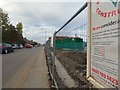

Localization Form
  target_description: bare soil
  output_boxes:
[56,50,92,88]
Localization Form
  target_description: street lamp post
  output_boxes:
[41,27,47,44]
[45,28,47,42]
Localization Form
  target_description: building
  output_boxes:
[55,36,85,51]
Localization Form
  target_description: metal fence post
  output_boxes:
[86,1,91,78]
[53,32,56,79]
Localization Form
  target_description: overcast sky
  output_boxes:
[0,0,87,44]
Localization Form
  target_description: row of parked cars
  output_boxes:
[12,44,23,49]
[0,43,33,54]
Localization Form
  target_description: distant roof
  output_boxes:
[56,36,83,39]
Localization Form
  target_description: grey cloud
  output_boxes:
[1,1,87,43]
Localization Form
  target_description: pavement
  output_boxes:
[22,47,49,88]
[3,47,50,88]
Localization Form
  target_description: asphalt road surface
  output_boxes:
[2,47,44,88]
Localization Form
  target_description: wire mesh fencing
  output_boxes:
[53,2,90,88]
[45,2,93,88]
[55,4,87,52]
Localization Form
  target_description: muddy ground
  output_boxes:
[44,42,94,88]
[56,50,92,88]
[44,46,66,88]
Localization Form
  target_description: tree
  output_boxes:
[8,24,19,42]
[0,9,17,42]
[16,22,23,35]
[1,8,25,44]
[0,8,10,42]
[0,8,10,31]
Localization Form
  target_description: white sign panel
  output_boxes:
[91,0,119,88]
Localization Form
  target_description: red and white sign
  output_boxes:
[90,0,120,88]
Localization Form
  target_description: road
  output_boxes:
[2,47,49,88]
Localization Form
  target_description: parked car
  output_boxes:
[17,44,23,49]
[0,43,14,54]
[25,44,33,48]
[12,44,24,49]
[12,44,18,49]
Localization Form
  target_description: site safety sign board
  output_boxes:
[88,0,120,88]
